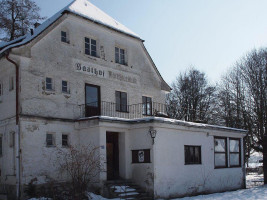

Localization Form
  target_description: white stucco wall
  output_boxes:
[152,124,245,199]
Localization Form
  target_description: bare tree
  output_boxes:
[0,0,45,41]
[57,145,102,199]
[167,68,216,123]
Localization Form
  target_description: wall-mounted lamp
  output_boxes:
[149,126,157,145]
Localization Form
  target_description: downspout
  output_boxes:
[5,53,20,200]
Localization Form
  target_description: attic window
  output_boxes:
[85,37,97,57]
[61,31,69,43]
[115,47,126,65]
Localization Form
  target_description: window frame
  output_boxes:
[62,80,69,94]
[62,134,69,147]
[184,145,202,165]
[229,138,241,167]
[45,77,54,91]
[0,81,3,96]
[46,133,55,147]
[115,47,126,65]
[61,31,69,43]
[132,149,151,164]
[85,37,97,57]
[0,135,2,156]
[142,96,152,116]
[115,91,128,113]
[214,137,228,168]
[9,76,14,91]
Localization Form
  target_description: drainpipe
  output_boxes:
[5,53,20,200]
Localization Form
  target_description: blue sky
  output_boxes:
[35,0,267,85]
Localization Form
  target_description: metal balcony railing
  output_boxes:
[79,101,168,119]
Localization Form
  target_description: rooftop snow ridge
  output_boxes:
[0,0,140,55]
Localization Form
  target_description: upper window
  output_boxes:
[214,137,227,168]
[62,134,69,147]
[61,31,69,43]
[230,138,241,167]
[62,80,69,94]
[116,91,128,112]
[0,136,2,156]
[9,76,14,91]
[0,82,3,96]
[115,47,126,65]
[184,145,201,165]
[85,37,97,57]
[46,133,55,147]
[45,77,53,91]
[142,96,152,116]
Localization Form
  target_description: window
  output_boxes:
[116,91,127,112]
[214,137,227,168]
[61,31,68,43]
[184,145,201,165]
[142,96,152,115]
[85,37,97,57]
[0,82,2,96]
[9,76,14,91]
[132,149,150,163]
[115,47,126,65]
[0,136,2,156]
[46,133,54,147]
[45,77,53,91]
[62,134,68,147]
[62,80,69,93]
[230,138,241,167]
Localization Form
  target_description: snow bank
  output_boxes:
[173,185,267,200]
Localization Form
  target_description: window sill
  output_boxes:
[115,62,128,66]
[229,165,241,168]
[185,163,202,165]
[214,166,228,169]
[46,145,56,148]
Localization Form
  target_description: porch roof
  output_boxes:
[78,116,248,134]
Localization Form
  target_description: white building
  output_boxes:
[0,0,247,199]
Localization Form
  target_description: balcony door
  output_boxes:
[85,84,100,117]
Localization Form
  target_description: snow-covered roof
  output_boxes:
[0,0,140,55]
[79,116,248,133]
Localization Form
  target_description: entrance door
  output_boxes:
[106,132,119,180]
[85,84,100,117]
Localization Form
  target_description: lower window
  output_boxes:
[132,149,150,163]
[184,145,201,164]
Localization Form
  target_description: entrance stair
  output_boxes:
[105,180,153,200]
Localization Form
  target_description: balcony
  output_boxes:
[79,101,168,119]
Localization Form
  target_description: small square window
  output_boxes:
[62,80,69,93]
[132,149,150,163]
[62,134,69,147]
[115,47,126,65]
[9,77,14,91]
[46,133,54,147]
[61,31,68,43]
[46,77,53,91]
[184,145,201,165]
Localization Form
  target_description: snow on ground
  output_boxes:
[173,185,267,200]
[246,173,264,188]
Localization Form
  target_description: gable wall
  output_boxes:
[17,14,167,119]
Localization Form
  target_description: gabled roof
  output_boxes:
[0,0,140,55]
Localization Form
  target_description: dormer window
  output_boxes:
[85,37,97,57]
[115,47,126,65]
[61,31,69,43]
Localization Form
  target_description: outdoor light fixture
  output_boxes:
[149,126,157,145]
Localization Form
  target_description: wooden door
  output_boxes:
[106,132,119,180]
